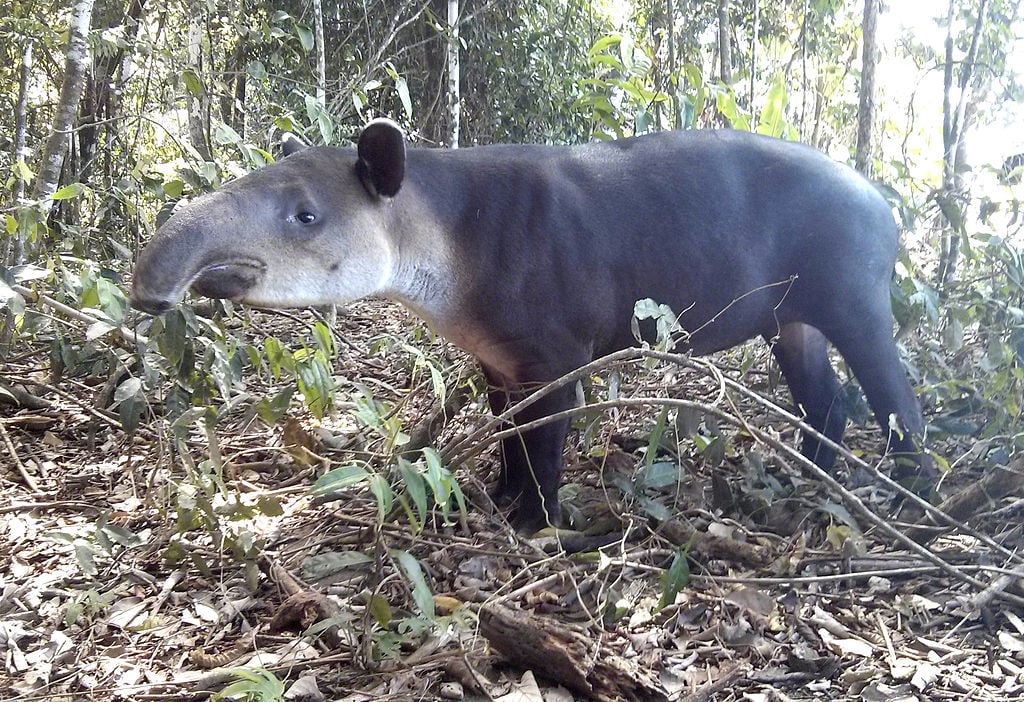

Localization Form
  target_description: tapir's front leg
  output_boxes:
[483,369,576,531]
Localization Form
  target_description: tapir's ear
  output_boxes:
[281,133,307,156]
[357,118,406,198]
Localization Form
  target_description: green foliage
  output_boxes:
[577,32,700,139]
[632,298,685,351]
[2,6,1024,665]
[612,459,685,521]
[45,512,145,578]
[392,549,435,618]
[396,448,468,530]
[211,667,286,702]
[313,448,467,532]
[658,549,691,610]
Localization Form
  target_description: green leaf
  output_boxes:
[644,407,668,470]
[213,122,243,146]
[311,464,370,497]
[368,473,394,521]
[312,321,334,356]
[296,353,334,418]
[52,183,87,200]
[247,60,267,80]
[392,550,434,618]
[273,116,297,134]
[74,540,98,577]
[113,377,142,404]
[296,24,314,52]
[301,550,373,581]
[395,76,413,119]
[213,668,285,702]
[639,495,673,521]
[658,549,690,609]
[638,460,680,491]
[263,336,290,378]
[14,160,34,184]
[162,179,184,199]
[255,386,294,424]
[589,34,622,57]
[181,68,203,96]
[757,75,789,137]
[398,458,428,523]
[85,320,117,340]
[102,523,144,548]
[316,110,333,145]
[368,593,392,628]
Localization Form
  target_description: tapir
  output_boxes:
[131,119,933,531]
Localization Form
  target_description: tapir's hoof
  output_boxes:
[490,484,520,508]
[891,454,938,500]
[509,502,562,535]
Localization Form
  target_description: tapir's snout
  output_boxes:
[130,294,174,316]
[130,256,267,315]
[131,178,274,316]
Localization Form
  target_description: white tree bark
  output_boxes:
[855,0,879,176]
[312,0,326,105]
[33,0,96,207]
[447,0,460,148]
[187,19,212,161]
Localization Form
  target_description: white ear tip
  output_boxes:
[281,132,308,155]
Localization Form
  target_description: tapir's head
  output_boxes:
[131,119,408,315]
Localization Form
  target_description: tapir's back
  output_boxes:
[407,129,899,356]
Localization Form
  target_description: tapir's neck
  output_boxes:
[377,174,463,327]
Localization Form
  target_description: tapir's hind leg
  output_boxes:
[767,322,847,468]
[822,316,934,484]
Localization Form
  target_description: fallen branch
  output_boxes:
[903,457,1023,550]
[657,516,772,567]
[478,601,668,702]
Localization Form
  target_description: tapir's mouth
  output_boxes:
[190,258,267,301]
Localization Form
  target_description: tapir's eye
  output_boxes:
[295,211,317,225]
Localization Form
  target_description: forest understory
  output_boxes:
[2,298,1023,702]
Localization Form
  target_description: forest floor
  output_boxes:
[2,298,1024,701]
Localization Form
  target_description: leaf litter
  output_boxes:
[1,299,1023,700]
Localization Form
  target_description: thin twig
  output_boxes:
[0,420,40,493]
[11,283,148,347]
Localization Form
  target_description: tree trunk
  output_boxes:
[749,0,759,113]
[666,0,681,129]
[187,17,212,161]
[33,0,96,210]
[447,0,460,148]
[855,0,879,176]
[937,0,990,285]
[312,0,326,105]
[717,0,732,83]
[8,41,33,266]
[800,0,809,137]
